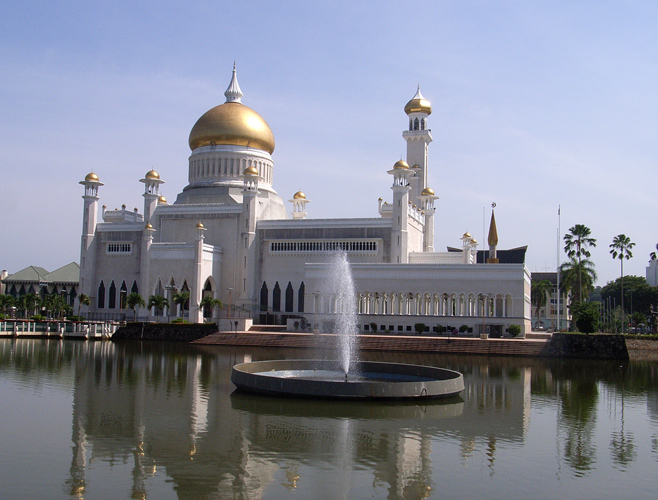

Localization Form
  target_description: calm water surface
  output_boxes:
[0,339,656,500]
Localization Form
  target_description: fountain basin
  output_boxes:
[231,359,464,399]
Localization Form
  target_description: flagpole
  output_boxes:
[557,205,561,331]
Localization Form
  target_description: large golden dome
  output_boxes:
[188,102,275,153]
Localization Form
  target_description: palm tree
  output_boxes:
[200,295,223,320]
[564,224,597,303]
[560,258,598,304]
[610,234,635,331]
[77,293,90,317]
[18,293,41,318]
[531,279,552,326]
[172,291,190,319]
[43,294,67,319]
[147,294,168,321]
[126,292,146,321]
[0,294,16,317]
[650,243,658,261]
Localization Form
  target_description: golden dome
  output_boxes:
[158,196,167,204]
[394,160,409,170]
[243,166,259,176]
[293,191,306,199]
[421,187,435,196]
[471,238,477,244]
[145,223,154,230]
[84,172,99,182]
[196,222,205,229]
[145,170,160,180]
[189,102,275,153]
[404,87,432,115]
[463,232,471,239]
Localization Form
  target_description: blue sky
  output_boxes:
[1,1,656,286]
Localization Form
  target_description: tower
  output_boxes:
[487,208,499,263]
[289,191,310,219]
[79,172,103,301]
[403,86,433,200]
[388,160,413,263]
[238,166,260,306]
[140,170,164,223]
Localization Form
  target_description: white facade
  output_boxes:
[78,67,531,334]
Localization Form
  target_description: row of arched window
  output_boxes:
[260,281,305,313]
[97,280,138,309]
[408,117,426,131]
[190,156,273,184]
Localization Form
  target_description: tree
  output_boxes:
[0,294,15,317]
[601,276,657,318]
[571,301,600,334]
[172,291,190,319]
[17,293,40,318]
[147,294,168,321]
[560,258,597,303]
[650,243,658,261]
[531,279,552,321]
[200,295,222,319]
[77,294,90,317]
[43,294,67,319]
[564,224,597,302]
[610,234,635,331]
[126,292,146,321]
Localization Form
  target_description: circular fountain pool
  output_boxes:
[231,359,464,399]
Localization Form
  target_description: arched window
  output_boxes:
[285,282,294,312]
[108,281,116,309]
[131,281,138,294]
[98,281,105,308]
[119,281,128,309]
[414,118,419,130]
[260,282,268,311]
[420,118,425,130]
[273,282,281,312]
[298,282,305,312]
[409,119,413,131]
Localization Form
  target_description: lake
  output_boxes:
[0,338,656,499]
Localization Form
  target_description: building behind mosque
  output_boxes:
[78,66,531,336]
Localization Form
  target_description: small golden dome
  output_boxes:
[471,238,477,244]
[463,232,471,239]
[394,160,409,170]
[243,166,259,176]
[189,102,275,153]
[421,187,435,196]
[145,170,160,180]
[158,195,167,204]
[196,222,205,229]
[404,87,432,115]
[293,191,306,199]
[412,164,420,169]
[145,223,154,230]
[85,172,99,182]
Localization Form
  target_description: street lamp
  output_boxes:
[227,288,233,330]
[313,291,321,334]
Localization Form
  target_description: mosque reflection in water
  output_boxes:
[1,339,656,499]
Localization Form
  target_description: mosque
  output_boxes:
[78,65,531,335]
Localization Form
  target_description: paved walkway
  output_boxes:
[194,330,550,357]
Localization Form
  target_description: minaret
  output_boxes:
[79,172,104,302]
[289,191,310,219]
[388,160,413,263]
[140,223,155,307]
[418,187,438,252]
[224,61,243,103]
[140,170,164,223]
[238,166,260,305]
[191,222,206,323]
[486,208,499,263]
[403,86,433,200]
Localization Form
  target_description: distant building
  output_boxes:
[2,262,80,306]
[530,272,570,331]
[76,66,532,334]
[647,258,658,287]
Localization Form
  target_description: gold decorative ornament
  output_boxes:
[145,170,160,179]
[394,160,409,170]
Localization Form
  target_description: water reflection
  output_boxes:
[1,339,657,499]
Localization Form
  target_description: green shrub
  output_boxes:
[508,324,522,337]
[30,315,45,321]
[414,323,426,334]
[571,301,599,334]
[459,324,469,333]
[433,325,446,334]
[370,322,378,333]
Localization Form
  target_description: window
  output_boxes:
[285,282,294,313]
[260,282,268,311]
[98,281,105,308]
[273,282,281,312]
[298,282,305,313]
[108,281,116,309]
[107,243,132,254]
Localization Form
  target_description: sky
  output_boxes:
[0,1,656,286]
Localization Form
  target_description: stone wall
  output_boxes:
[541,333,629,360]
[112,322,217,342]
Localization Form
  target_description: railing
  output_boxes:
[0,320,121,339]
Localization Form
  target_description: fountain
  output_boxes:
[231,251,464,399]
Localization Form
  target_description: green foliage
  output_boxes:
[172,291,190,318]
[299,317,310,331]
[531,279,552,318]
[414,323,426,334]
[30,314,45,321]
[369,322,378,333]
[601,276,657,316]
[200,295,222,318]
[171,317,189,324]
[563,224,597,303]
[126,292,146,320]
[66,315,82,322]
[459,324,469,333]
[0,294,16,315]
[571,301,600,333]
[508,324,522,337]
[433,325,446,334]
[560,258,597,303]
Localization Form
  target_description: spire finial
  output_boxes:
[224,62,243,103]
